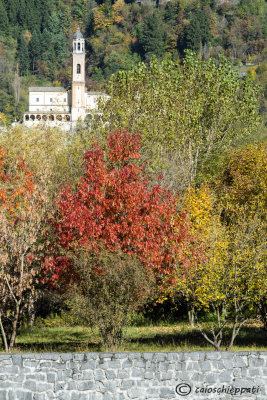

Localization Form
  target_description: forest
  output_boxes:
[0,0,266,123]
[0,0,266,353]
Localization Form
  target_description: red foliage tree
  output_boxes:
[48,130,185,284]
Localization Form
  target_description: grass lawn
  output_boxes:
[4,320,266,353]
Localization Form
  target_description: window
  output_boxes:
[36,98,39,102]
[64,98,67,102]
[77,64,81,74]
[78,42,80,51]
[74,43,76,50]
[50,98,53,102]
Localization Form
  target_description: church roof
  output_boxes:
[73,28,83,39]
[29,87,67,92]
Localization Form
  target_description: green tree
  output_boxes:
[92,53,260,191]
[138,12,166,59]
[72,0,87,22]
[0,0,10,36]
[29,30,42,73]
[17,34,30,75]
[65,248,154,350]
[182,9,211,53]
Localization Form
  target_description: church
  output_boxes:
[23,28,107,129]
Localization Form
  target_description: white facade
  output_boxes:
[23,28,108,129]
[29,88,70,113]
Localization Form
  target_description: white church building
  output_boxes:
[23,28,107,129]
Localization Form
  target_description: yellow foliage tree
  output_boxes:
[168,146,266,350]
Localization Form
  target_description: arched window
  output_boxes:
[77,64,81,74]
[78,42,80,51]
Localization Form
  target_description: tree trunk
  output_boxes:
[0,314,9,353]
[28,294,36,328]
[188,308,195,327]
[9,300,21,352]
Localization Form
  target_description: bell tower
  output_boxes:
[71,28,85,122]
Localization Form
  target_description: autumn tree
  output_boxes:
[49,130,183,283]
[44,130,185,347]
[92,53,260,191]
[168,144,267,350]
[0,147,50,352]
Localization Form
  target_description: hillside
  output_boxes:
[0,0,266,123]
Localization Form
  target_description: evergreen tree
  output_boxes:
[72,0,87,22]
[29,30,42,73]
[164,0,180,22]
[40,0,53,31]
[4,0,19,26]
[139,12,166,59]
[17,0,26,28]
[182,9,211,53]
[17,34,30,75]
[0,0,10,36]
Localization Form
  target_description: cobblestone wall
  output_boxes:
[0,352,266,400]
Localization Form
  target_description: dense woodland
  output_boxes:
[0,0,266,123]
[0,0,266,353]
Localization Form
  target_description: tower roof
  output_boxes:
[73,28,83,39]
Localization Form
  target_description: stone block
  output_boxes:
[88,393,103,400]
[234,357,247,367]
[65,382,77,390]
[33,394,47,400]
[133,361,145,369]
[199,361,212,371]
[154,354,166,362]
[161,371,174,380]
[146,388,159,398]
[80,361,96,370]
[23,380,37,391]
[85,353,98,360]
[14,391,32,400]
[121,380,135,390]
[60,354,73,362]
[81,370,94,380]
[11,356,22,368]
[249,357,264,367]
[127,388,144,399]
[73,354,85,361]
[204,374,217,384]
[46,373,57,383]
[121,360,132,369]
[105,370,116,379]
[94,369,105,381]
[117,370,129,379]
[128,354,141,361]
[218,371,232,382]
[143,353,153,361]
[102,381,118,393]
[223,360,234,369]
[220,352,232,359]
[0,383,20,391]
[159,387,175,399]
[131,368,144,378]
[36,383,54,393]
[70,392,88,400]
[144,370,154,379]
[77,381,94,391]
[205,353,219,360]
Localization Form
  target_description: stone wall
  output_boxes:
[0,352,266,400]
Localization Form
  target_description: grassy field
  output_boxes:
[3,320,266,353]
